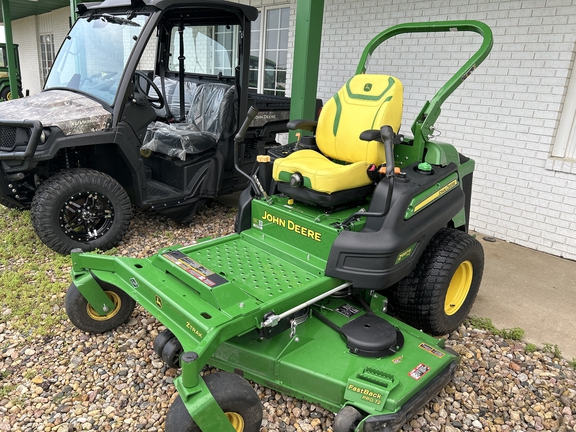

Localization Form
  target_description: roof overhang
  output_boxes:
[0,1,70,23]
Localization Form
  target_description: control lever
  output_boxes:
[234,107,264,197]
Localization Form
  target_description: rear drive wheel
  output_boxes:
[65,283,136,334]
[165,372,262,432]
[31,168,131,254]
[390,228,484,335]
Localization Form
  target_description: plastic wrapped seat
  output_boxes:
[142,83,236,160]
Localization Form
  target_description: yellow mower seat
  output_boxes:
[273,74,403,197]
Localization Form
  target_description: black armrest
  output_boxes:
[287,119,318,132]
[359,129,382,142]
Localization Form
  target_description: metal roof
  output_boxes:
[0,1,70,23]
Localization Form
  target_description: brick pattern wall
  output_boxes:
[13,7,71,95]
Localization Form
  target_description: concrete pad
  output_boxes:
[471,232,576,360]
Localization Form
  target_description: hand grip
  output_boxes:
[234,106,259,143]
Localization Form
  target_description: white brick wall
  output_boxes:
[12,7,70,95]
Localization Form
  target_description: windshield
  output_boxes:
[45,14,147,106]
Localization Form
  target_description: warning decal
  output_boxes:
[163,250,228,287]
[408,363,430,380]
[335,304,360,318]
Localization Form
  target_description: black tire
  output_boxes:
[161,336,183,368]
[333,406,363,432]
[31,168,132,254]
[153,329,175,358]
[165,372,262,432]
[65,282,136,334]
[390,228,484,335]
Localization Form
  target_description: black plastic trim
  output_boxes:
[362,361,458,432]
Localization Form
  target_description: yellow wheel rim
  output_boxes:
[444,260,473,316]
[225,412,244,431]
[86,291,122,321]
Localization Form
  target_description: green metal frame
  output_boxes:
[288,0,324,141]
[356,20,493,167]
[0,1,19,100]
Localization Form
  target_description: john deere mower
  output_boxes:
[65,20,493,432]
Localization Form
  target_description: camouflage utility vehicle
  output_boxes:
[0,0,298,254]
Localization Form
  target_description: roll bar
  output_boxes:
[355,20,493,145]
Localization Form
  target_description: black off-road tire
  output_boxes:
[390,228,484,335]
[333,406,364,432]
[31,168,131,254]
[65,282,136,334]
[165,372,262,432]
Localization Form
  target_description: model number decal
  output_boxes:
[347,384,382,405]
[259,210,322,242]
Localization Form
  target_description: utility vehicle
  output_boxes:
[65,19,492,432]
[0,0,303,254]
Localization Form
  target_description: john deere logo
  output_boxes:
[364,83,372,92]
[155,295,163,308]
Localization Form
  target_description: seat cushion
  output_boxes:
[273,149,372,194]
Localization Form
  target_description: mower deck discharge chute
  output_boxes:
[66,19,493,432]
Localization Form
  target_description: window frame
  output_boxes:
[552,69,576,161]
[39,33,56,84]
[249,4,290,96]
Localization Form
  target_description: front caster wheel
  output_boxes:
[65,282,136,334]
[153,329,175,357]
[161,336,183,368]
[390,228,484,335]
[333,405,363,432]
[164,372,262,432]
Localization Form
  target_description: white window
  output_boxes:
[40,34,55,84]
[249,6,289,96]
[553,67,576,160]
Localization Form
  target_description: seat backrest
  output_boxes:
[186,83,236,139]
[316,74,403,165]
[151,76,197,119]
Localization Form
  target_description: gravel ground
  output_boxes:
[1,202,576,432]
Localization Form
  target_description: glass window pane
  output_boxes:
[280,8,290,29]
[268,9,279,28]
[279,29,288,49]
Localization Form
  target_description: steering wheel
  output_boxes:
[134,71,165,110]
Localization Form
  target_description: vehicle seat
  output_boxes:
[142,83,236,160]
[272,74,403,207]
